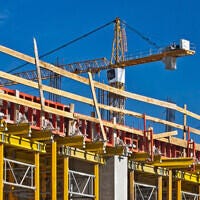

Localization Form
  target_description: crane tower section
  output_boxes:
[107,17,126,124]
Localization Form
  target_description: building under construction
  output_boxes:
[0,18,199,200]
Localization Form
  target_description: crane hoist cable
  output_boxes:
[7,20,115,73]
[121,20,160,49]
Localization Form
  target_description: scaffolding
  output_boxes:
[0,38,198,200]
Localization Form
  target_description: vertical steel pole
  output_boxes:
[94,164,99,200]
[0,144,3,200]
[167,170,172,200]
[129,170,134,200]
[63,157,69,200]
[52,141,57,200]
[35,152,40,200]
[176,179,181,200]
[158,175,162,200]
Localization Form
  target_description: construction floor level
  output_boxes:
[0,18,199,200]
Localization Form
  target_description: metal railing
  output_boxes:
[4,158,35,190]
[69,170,95,199]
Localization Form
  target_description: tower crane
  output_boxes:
[0,18,195,124]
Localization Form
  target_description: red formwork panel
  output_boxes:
[86,121,92,139]
[161,142,166,157]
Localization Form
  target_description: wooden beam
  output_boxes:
[153,131,177,139]
[88,72,106,142]
[0,45,199,121]
[0,70,183,132]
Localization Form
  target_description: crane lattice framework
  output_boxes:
[108,17,126,124]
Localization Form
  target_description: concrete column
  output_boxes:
[100,156,127,200]
[158,175,162,200]
[129,170,134,200]
[64,157,69,200]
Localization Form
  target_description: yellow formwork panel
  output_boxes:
[130,152,151,162]
[6,123,31,136]
[103,146,124,157]
[84,142,105,154]
[56,135,85,148]
[30,129,53,141]
[0,132,46,153]
[152,157,194,168]
[59,146,105,164]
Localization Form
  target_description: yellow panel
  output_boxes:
[59,146,105,164]
[7,123,31,135]
[0,132,46,153]
[152,157,194,168]
[104,146,124,156]
[130,152,151,162]
[56,135,85,148]
[84,142,105,153]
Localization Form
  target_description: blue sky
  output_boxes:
[0,0,200,134]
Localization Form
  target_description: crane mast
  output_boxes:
[107,17,126,124]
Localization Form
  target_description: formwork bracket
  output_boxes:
[58,146,105,164]
[0,132,46,153]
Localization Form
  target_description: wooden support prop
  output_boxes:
[153,131,177,139]
[33,38,45,129]
[33,38,45,110]
[183,104,187,140]
[88,72,107,142]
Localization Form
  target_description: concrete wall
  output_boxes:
[100,156,127,200]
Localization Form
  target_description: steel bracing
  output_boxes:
[69,170,95,199]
